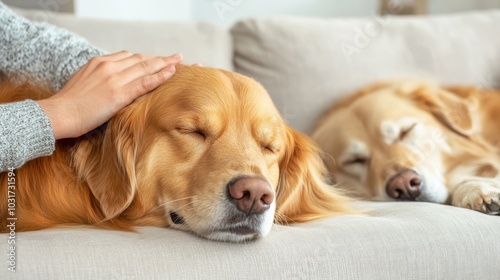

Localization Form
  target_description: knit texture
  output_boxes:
[0,100,54,170]
[0,2,106,171]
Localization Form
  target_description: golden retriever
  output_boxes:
[0,66,355,242]
[312,80,500,215]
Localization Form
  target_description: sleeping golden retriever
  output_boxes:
[312,80,500,215]
[0,66,355,242]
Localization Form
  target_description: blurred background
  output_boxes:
[4,0,500,26]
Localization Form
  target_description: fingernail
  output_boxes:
[172,53,183,61]
[160,66,175,81]
[166,65,176,74]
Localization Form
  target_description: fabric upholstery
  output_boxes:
[232,11,500,133]
[13,8,234,70]
[1,202,499,279]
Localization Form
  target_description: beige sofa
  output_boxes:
[2,7,500,280]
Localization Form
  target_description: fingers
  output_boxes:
[102,50,137,61]
[118,53,183,85]
[83,51,135,73]
[119,54,182,74]
[180,63,202,67]
[84,51,181,77]
[125,64,177,100]
[112,53,156,72]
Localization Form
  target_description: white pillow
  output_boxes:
[232,11,500,133]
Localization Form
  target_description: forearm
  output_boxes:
[0,100,55,172]
[0,2,106,169]
[0,2,107,91]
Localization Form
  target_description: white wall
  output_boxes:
[75,0,193,21]
[75,0,500,26]
[74,0,377,24]
[191,0,378,26]
[5,0,500,26]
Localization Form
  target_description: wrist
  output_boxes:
[36,97,71,140]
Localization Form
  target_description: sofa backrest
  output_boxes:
[231,11,500,133]
[12,7,500,133]
[13,8,233,70]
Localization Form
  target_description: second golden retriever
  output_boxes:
[312,81,500,215]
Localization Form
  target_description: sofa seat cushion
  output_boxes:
[1,201,498,279]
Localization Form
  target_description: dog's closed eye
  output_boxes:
[343,157,369,166]
[381,119,420,145]
[341,140,370,167]
[261,142,280,154]
[399,123,417,141]
[176,127,208,140]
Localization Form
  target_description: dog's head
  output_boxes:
[312,81,480,203]
[73,66,353,242]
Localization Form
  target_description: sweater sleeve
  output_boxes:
[0,100,55,171]
[0,2,107,91]
[0,2,107,171]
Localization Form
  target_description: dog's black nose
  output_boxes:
[227,177,274,215]
[386,170,423,200]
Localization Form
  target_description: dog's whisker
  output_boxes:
[274,210,291,226]
[169,200,196,213]
[167,196,196,204]
[146,196,196,215]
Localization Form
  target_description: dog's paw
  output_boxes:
[451,179,500,215]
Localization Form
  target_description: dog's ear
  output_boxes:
[73,103,146,221]
[275,128,356,223]
[405,85,478,136]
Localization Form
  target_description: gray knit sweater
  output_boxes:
[0,2,106,171]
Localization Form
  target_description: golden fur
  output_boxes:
[0,66,355,242]
[312,80,500,214]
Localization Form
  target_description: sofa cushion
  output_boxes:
[13,8,233,70]
[1,201,499,279]
[232,11,500,133]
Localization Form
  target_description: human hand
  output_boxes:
[37,51,182,139]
